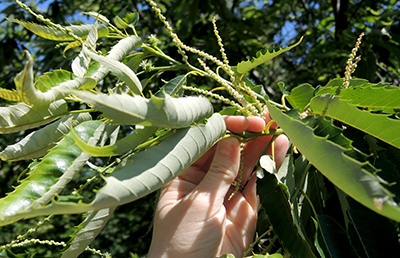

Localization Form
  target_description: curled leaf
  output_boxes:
[6,18,109,41]
[72,124,157,157]
[15,51,96,106]
[0,99,68,134]
[1,112,92,161]
[83,47,142,95]
[72,90,213,128]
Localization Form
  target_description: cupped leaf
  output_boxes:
[83,47,142,95]
[72,91,213,128]
[71,125,157,157]
[6,18,109,41]
[266,102,400,222]
[237,36,303,74]
[310,94,400,149]
[1,113,226,221]
[0,121,103,226]
[35,69,76,92]
[257,170,317,258]
[63,41,83,56]
[0,112,92,161]
[0,99,68,134]
[60,206,117,258]
[286,83,315,111]
[114,11,139,30]
[15,51,96,106]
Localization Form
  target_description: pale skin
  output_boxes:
[147,115,289,258]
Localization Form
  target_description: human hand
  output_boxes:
[147,115,289,258]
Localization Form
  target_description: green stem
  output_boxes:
[231,128,284,139]
[243,226,274,256]
[142,45,181,65]
[69,109,96,114]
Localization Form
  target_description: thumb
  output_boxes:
[195,137,241,204]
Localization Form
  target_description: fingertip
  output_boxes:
[274,134,290,170]
[246,116,266,132]
[224,116,250,133]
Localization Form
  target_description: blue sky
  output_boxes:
[0,0,92,23]
[1,0,297,47]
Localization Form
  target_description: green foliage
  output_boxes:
[237,36,303,74]
[1,0,400,257]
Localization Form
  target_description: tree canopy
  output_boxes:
[0,0,399,257]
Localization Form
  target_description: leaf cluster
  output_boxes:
[0,1,400,258]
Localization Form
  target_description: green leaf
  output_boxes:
[0,99,68,134]
[155,75,187,97]
[60,206,117,258]
[90,36,142,83]
[6,18,109,41]
[317,79,400,110]
[0,121,103,226]
[257,170,317,258]
[237,36,303,74]
[126,52,150,72]
[15,51,97,106]
[72,91,213,128]
[347,197,400,257]
[286,83,315,111]
[276,153,296,198]
[89,113,226,209]
[83,12,110,24]
[71,125,157,157]
[0,249,35,258]
[83,47,142,95]
[0,112,92,161]
[316,215,358,258]
[114,15,129,29]
[63,41,83,56]
[32,122,106,208]
[72,22,98,78]
[0,113,226,220]
[310,94,400,149]
[266,102,400,222]
[0,88,21,102]
[35,69,77,92]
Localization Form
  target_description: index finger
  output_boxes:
[224,116,266,133]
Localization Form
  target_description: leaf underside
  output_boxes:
[0,112,92,161]
[72,91,214,128]
[0,99,68,134]
[0,113,226,224]
[7,18,109,41]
